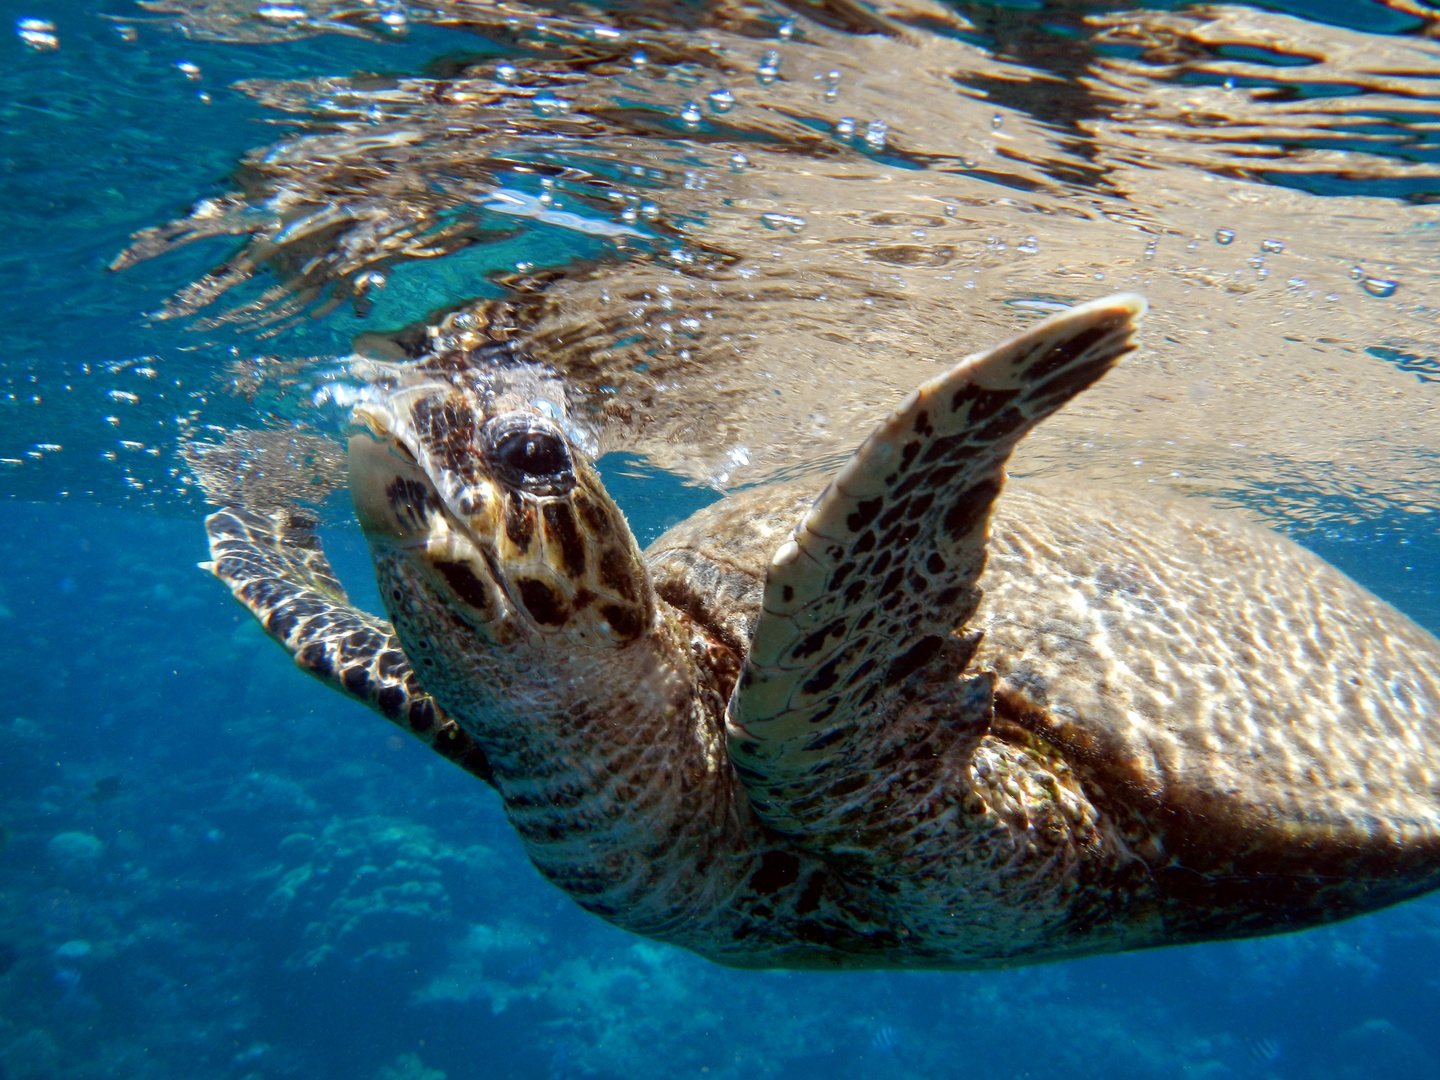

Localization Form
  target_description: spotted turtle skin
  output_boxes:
[206,295,1440,969]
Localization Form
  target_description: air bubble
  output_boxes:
[1017,236,1038,255]
[640,202,659,221]
[680,101,702,128]
[990,114,1004,130]
[823,69,841,101]
[16,17,58,50]
[495,61,517,83]
[1214,228,1235,245]
[757,50,780,85]
[708,88,735,112]
[1361,277,1398,298]
[761,212,807,233]
[834,117,855,138]
[729,152,749,172]
[379,8,407,31]
[864,120,888,151]
[1350,265,1365,280]
[778,19,795,39]
[629,49,647,67]
[175,60,202,80]
[1260,238,1285,254]
[1143,240,1156,261]
[532,95,570,116]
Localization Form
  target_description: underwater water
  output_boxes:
[4,0,1440,1077]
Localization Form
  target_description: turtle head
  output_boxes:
[349,376,653,650]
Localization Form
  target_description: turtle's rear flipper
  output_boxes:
[204,506,493,785]
[728,294,1145,844]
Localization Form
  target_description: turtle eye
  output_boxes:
[483,414,576,494]
[493,429,568,477]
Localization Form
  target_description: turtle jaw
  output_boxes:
[349,396,654,649]
[350,427,513,639]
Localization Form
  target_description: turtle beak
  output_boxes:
[349,428,434,551]
[349,426,512,632]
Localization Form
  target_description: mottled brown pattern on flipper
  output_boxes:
[975,482,1440,936]
[203,506,492,784]
[643,478,1158,963]
[729,296,1145,845]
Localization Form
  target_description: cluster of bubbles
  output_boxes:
[1212,229,1399,297]
[832,117,888,151]
[757,50,781,85]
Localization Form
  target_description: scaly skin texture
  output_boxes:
[339,333,1159,967]
[647,480,1440,959]
[372,517,1148,968]
[206,298,1440,969]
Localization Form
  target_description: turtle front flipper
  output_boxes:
[727,293,1145,842]
[204,506,493,785]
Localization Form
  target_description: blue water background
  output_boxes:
[4,1,1440,1078]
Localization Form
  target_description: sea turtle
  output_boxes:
[204,294,1440,969]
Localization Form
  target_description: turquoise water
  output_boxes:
[4,1,1440,1078]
